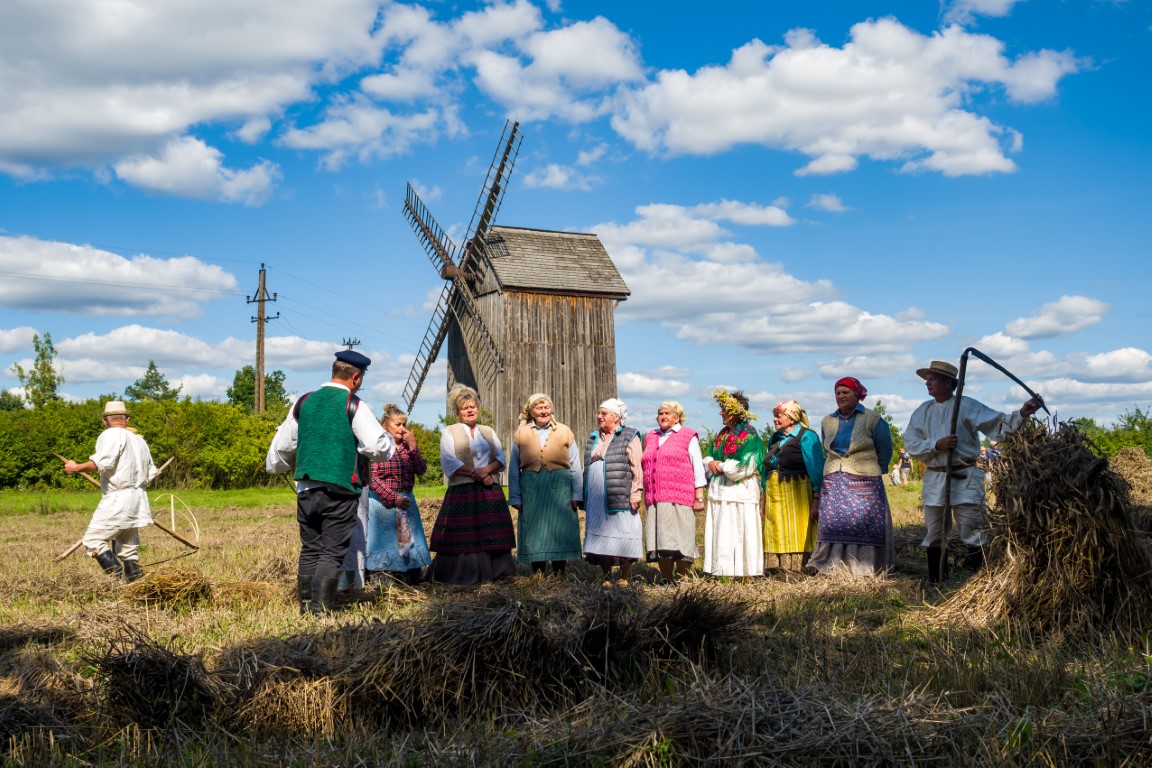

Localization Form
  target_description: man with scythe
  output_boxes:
[64,400,158,582]
[904,360,1043,582]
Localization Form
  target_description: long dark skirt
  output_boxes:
[430,480,516,585]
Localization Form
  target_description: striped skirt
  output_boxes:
[763,472,816,555]
[430,481,516,553]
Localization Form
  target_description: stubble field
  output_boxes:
[1,479,1150,766]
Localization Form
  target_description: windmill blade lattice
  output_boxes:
[459,120,521,272]
[403,183,458,277]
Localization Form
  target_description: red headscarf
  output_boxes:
[834,377,868,401]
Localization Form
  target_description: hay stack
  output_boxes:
[87,626,226,728]
[1109,446,1152,532]
[939,421,1152,639]
[121,566,212,608]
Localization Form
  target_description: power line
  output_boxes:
[0,270,241,297]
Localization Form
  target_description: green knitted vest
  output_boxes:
[294,387,360,491]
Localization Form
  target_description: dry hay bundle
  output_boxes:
[1110,446,1152,532]
[0,624,72,656]
[529,676,949,767]
[939,420,1152,638]
[86,625,226,728]
[246,553,296,582]
[121,566,212,608]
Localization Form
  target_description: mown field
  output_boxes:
[1,477,1150,767]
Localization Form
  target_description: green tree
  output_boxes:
[0,390,24,411]
[11,332,64,409]
[872,399,904,466]
[226,365,289,412]
[124,360,182,401]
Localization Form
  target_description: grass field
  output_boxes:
[1,480,1149,766]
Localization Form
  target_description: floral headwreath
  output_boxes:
[712,387,757,423]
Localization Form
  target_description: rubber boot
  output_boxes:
[926,547,948,583]
[296,573,313,616]
[309,576,339,616]
[405,568,423,586]
[963,545,985,573]
[94,550,124,580]
[121,559,144,583]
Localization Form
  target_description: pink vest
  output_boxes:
[642,427,698,506]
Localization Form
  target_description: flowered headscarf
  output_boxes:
[773,399,810,429]
[834,377,868,401]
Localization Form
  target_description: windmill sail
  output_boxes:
[459,120,522,274]
[403,183,458,278]
[400,120,520,412]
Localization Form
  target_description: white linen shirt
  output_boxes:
[905,395,1023,507]
[89,427,158,529]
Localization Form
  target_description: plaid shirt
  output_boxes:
[368,441,427,507]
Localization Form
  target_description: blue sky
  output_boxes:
[1,0,1149,436]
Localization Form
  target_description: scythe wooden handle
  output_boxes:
[151,519,199,550]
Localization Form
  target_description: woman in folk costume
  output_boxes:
[363,403,431,585]
[701,388,765,578]
[429,385,517,585]
[582,398,644,588]
[805,377,895,577]
[507,392,583,577]
[641,401,706,586]
[762,400,824,573]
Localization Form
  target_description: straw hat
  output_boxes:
[102,400,130,417]
[916,360,958,381]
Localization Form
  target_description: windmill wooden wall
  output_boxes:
[444,225,629,452]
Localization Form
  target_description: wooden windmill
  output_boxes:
[402,120,630,447]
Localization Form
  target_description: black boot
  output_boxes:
[94,550,123,580]
[296,573,313,616]
[926,547,949,583]
[963,545,985,572]
[309,576,339,615]
[122,559,144,583]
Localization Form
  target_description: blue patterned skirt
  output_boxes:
[816,472,889,547]
[365,490,432,573]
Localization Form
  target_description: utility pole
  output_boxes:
[247,264,279,413]
[341,337,361,351]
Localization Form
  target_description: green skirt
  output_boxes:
[516,467,582,563]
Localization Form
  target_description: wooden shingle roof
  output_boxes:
[481,225,630,299]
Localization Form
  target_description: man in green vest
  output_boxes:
[267,350,394,614]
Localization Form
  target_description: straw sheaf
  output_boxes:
[935,420,1152,640]
[121,566,213,608]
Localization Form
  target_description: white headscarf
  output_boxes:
[598,397,628,425]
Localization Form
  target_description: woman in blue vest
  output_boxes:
[582,398,643,588]
[429,385,517,585]
[805,377,894,577]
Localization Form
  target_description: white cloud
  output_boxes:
[780,367,814,384]
[0,0,383,177]
[0,327,37,353]
[577,144,609,165]
[279,101,443,170]
[618,371,691,397]
[1004,295,1109,339]
[817,354,918,380]
[522,163,596,191]
[944,0,1025,26]
[611,19,1081,176]
[806,193,848,212]
[0,236,237,317]
[113,136,280,205]
[594,202,949,356]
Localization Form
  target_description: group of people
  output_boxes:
[67,350,1041,604]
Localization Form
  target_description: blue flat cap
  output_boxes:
[335,349,371,370]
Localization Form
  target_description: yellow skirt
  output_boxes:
[763,472,816,554]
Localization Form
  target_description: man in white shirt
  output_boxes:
[65,401,158,582]
[905,360,1042,582]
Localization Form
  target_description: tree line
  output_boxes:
[3,341,445,490]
